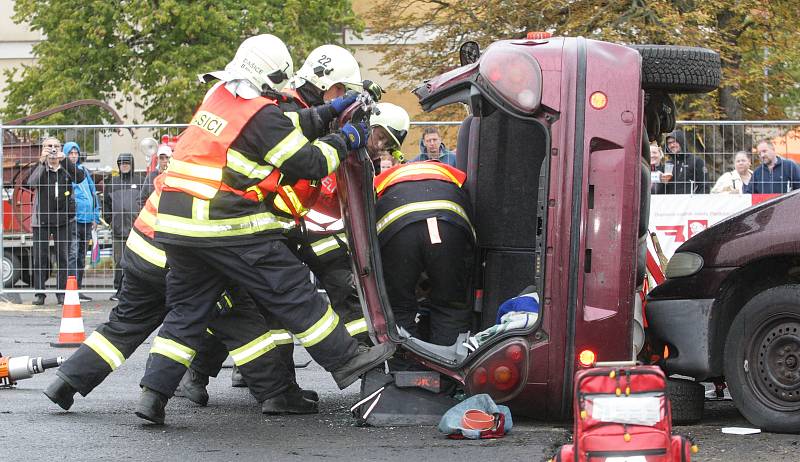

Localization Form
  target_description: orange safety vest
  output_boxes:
[373,161,467,198]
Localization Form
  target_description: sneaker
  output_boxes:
[79,293,93,302]
[56,295,64,305]
[331,343,396,389]
[31,294,45,306]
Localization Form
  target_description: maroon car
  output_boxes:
[646,191,800,433]
[338,35,720,424]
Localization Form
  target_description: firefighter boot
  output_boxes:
[331,342,395,389]
[43,376,76,410]
[261,387,319,415]
[174,368,209,406]
[135,387,168,425]
[230,365,246,388]
[288,382,319,402]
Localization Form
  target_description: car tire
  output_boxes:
[724,284,800,433]
[667,377,704,425]
[2,252,20,288]
[629,45,721,94]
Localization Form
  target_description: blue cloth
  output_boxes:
[496,288,540,324]
[63,142,100,224]
[743,156,800,194]
[438,394,513,439]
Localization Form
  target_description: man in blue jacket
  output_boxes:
[65,142,101,301]
[743,139,800,194]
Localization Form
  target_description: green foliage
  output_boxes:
[366,0,800,120]
[2,0,363,124]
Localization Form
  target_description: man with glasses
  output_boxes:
[27,137,85,305]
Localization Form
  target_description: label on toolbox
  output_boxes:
[591,396,661,426]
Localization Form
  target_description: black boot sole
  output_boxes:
[135,410,165,425]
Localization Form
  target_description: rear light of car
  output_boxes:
[664,252,704,278]
[464,339,529,402]
[479,43,543,114]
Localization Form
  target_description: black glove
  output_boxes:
[341,122,369,151]
[362,80,383,101]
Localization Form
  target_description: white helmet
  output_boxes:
[216,34,294,92]
[370,103,410,148]
[292,45,362,92]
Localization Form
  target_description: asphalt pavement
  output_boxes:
[1,298,798,461]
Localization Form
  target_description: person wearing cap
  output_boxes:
[65,141,101,301]
[133,34,393,425]
[138,144,172,208]
[103,152,146,300]
[373,120,475,349]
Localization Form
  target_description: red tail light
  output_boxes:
[479,43,543,114]
[464,339,529,402]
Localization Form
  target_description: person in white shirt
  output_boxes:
[711,151,753,194]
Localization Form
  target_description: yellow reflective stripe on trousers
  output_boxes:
[346,318,368,336]
[168,158,223,182]
[376,200,475,240]
[295,305,339,347]
[164,175,219,200]
[84,331,126,370]
[229,332,277,366]
[226,148,274,179]
[150,336,195,367]
[265,127,309,167]
[192,197,210,221]
[126,230,167,268]
[310,235,343,257]
[312,139,340,174]
[155,212,293,237]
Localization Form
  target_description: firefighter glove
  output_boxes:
[362,80,383,101]
[341,122,369,151]
[330,92,359,115]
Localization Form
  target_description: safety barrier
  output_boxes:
[1,120,797,295]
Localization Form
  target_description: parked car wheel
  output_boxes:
[2,252,20,288]
[724,284,800,433]
[667,377,704,425]
[629,45,721,94]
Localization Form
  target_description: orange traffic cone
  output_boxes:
[50,276,86,348]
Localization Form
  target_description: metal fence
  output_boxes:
[1,120,798,296]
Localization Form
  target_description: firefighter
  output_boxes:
[373,141,475,348]
[135,34,393,425]
[42,175,307,413]
[176,45,379,412]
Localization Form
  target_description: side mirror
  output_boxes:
[459,41,481,66]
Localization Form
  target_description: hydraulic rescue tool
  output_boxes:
[0,352,64,388]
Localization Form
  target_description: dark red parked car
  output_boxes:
[338,35,720,423]
[646,191,800,433]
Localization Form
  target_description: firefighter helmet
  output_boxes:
[370,103,410,148]
[293,45,362,92]
[222,34,294,91]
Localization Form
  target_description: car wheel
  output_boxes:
[2,252,20,288]
[724,284,800,433]
[667,377,704,425]
[629,45,721,94]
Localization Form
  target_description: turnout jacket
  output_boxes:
[120,174,167,282]
[373,161,474,245]
[154,83,349,247]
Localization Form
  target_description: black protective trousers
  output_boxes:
[380,220,474,346]
[139,239,359,398]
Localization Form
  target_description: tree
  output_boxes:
[365,0,800,121]
[2,0,362,124]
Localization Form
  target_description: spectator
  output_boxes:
[649,144,667,194]
[415,127,457,166]
[103,152,145,300]
[138,144,171,207]
[743,140,800,194]
[27,137,85,305]
[662,131,709,194]
[711,151,753,194]
[64,142,100,301]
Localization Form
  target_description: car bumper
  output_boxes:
[646,298,715,379]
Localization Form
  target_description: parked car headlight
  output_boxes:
[665,252,704,278]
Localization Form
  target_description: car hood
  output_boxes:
[675,190,800,267]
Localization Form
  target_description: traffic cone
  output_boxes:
[50,276,85,348]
